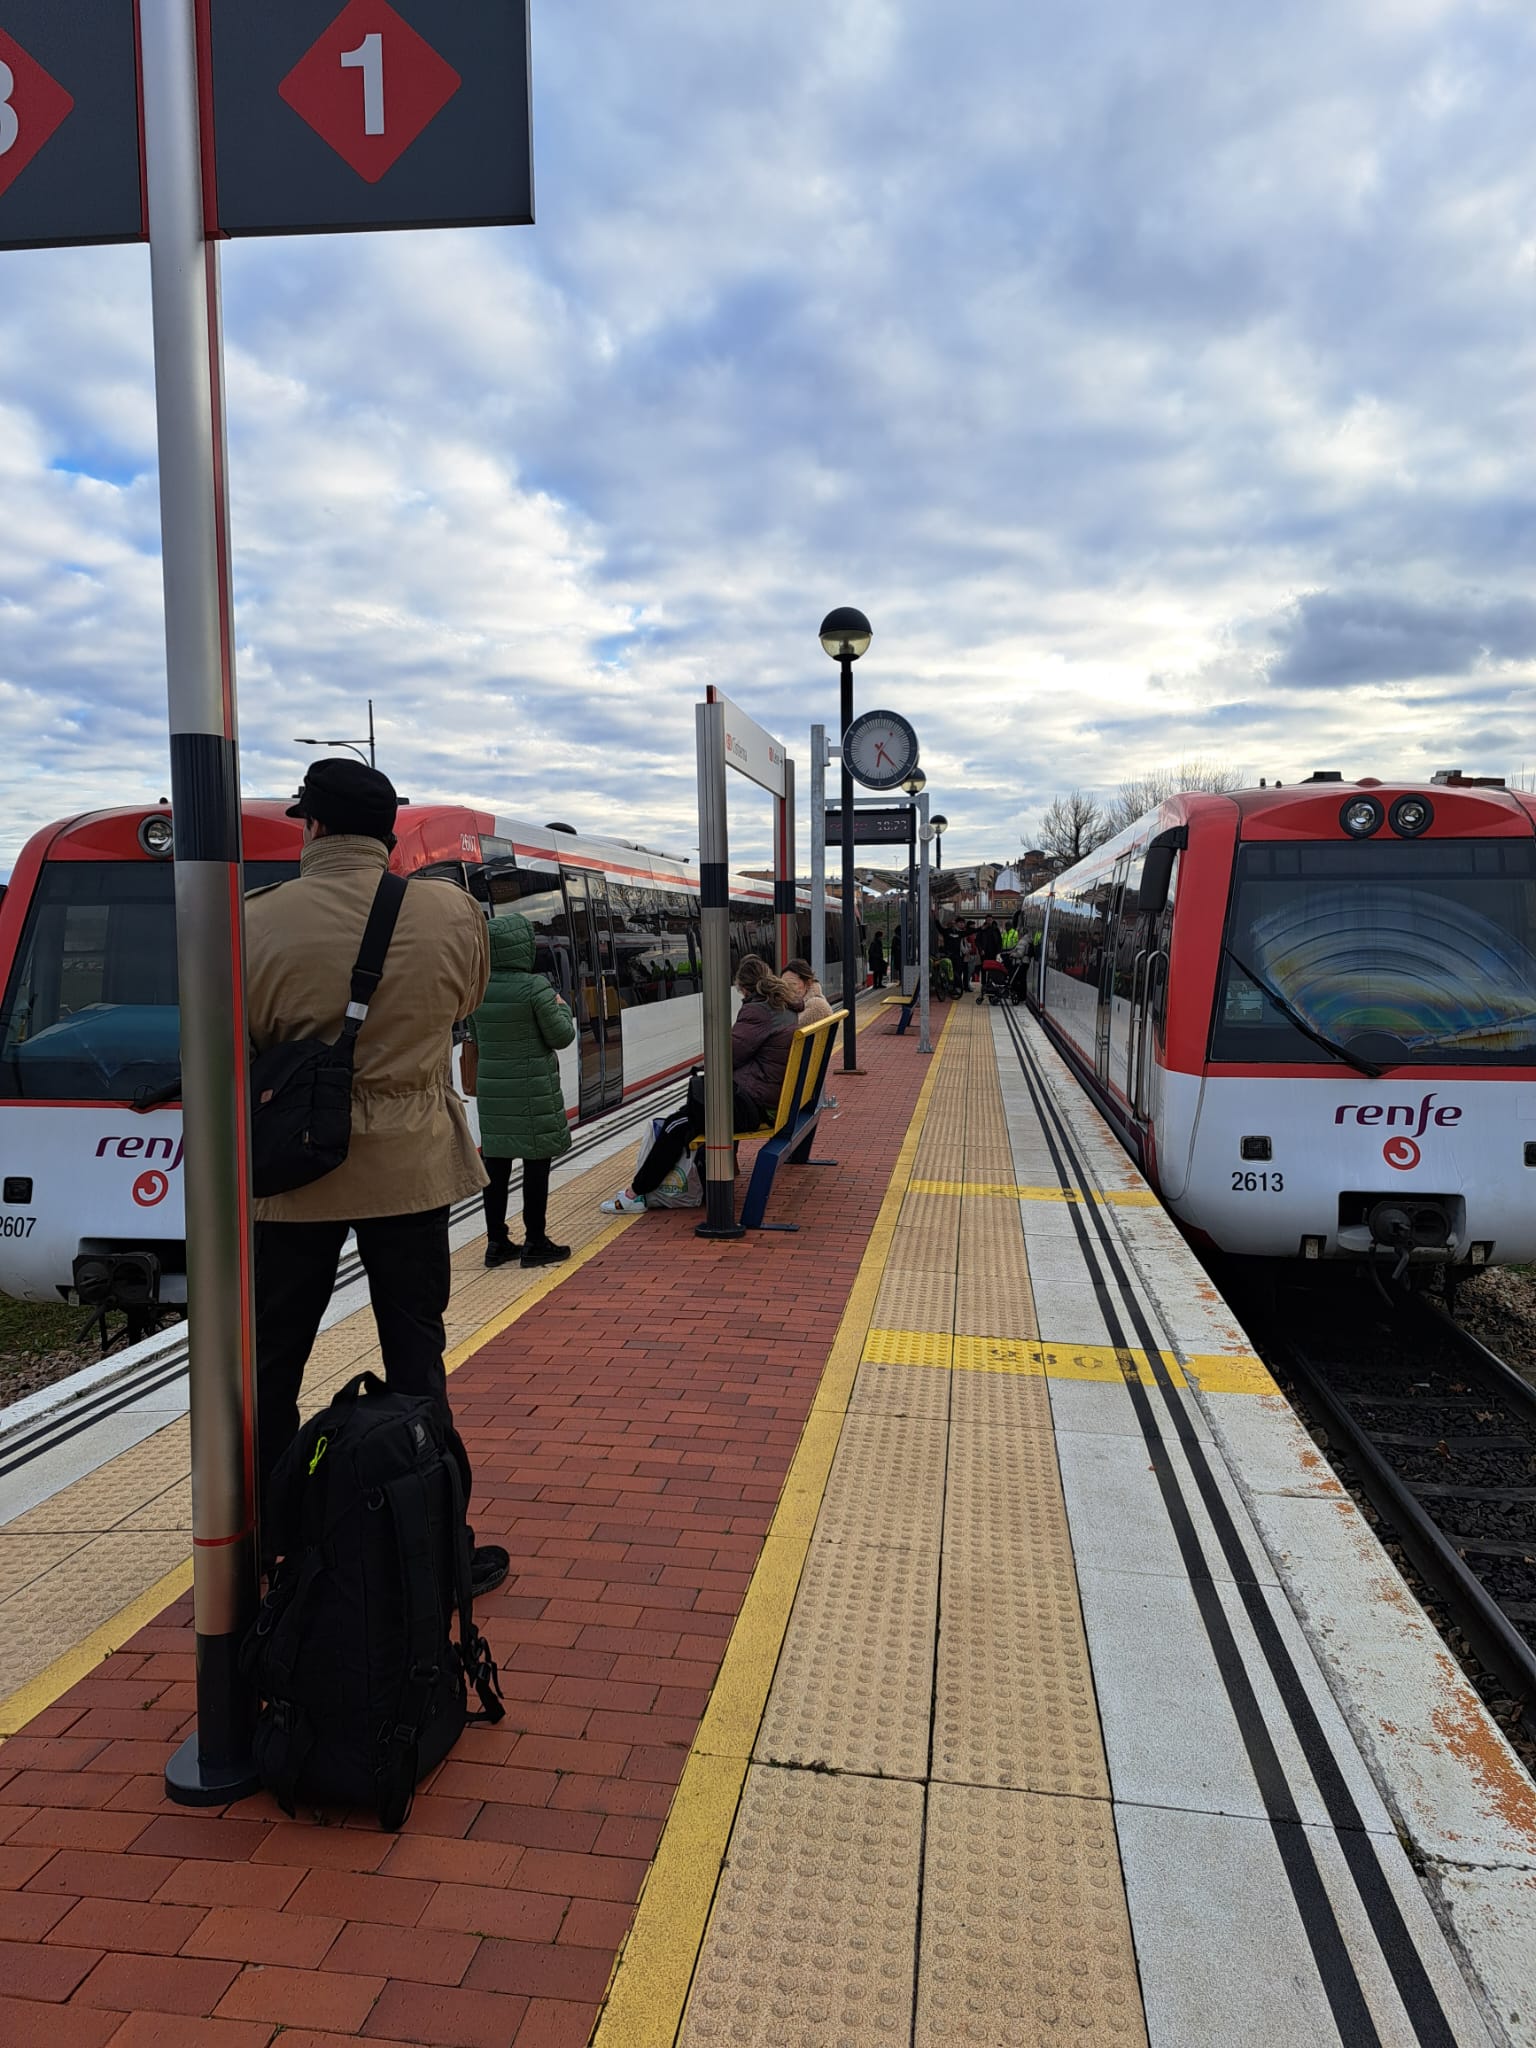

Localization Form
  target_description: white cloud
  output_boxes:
[3,0,1536,877]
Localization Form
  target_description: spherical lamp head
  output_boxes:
[930,813,949,835]
[819,606,873,661]
[902,768,927,796]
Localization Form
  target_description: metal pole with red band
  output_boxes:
[142,0,260,1805]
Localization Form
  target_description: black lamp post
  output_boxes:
[819,607,872,1072]
[931,812,948,872]
[902,769,926,979]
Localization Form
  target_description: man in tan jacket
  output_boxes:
[246,759,500,1584]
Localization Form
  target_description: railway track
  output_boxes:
[1260,1283,1536,1744]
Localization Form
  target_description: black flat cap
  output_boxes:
[287,758,399,839]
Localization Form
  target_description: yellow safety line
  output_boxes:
[591,1008,957,2048]
[857,1326,1277,1396]
[0,1558,193,1739]
[0,1213,640,1745]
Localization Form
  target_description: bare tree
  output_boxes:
[1035,790,1111,866]
[1102,759,1246,834]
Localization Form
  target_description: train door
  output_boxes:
[1093,854,1130,1087]
[562,869,625,1119]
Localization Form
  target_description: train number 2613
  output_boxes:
[1231,1171,1284,1193]
[0,1215,37,1237]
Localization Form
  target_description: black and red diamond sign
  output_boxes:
[206,0,532,238]
[0,28,75,203]
[0,2,144,252]
[278,0,461,186]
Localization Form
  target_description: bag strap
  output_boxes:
[339,872,408,1047]
[443,1447,505,1725]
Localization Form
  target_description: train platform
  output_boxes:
[2,999,1535,2047]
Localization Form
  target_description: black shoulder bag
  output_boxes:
[250,871,408,1198]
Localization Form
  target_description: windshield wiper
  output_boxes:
[1224,948,1384,1077]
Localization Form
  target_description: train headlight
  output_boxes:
[1389,795,1433,838]
[138,815,174,858]
[1340,796,1383,838]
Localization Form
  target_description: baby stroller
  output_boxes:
[976,957,1007,1005]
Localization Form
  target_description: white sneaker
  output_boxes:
[601,1190,647,1214]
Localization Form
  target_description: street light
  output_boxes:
[293,698,377,768]
[931,812,949,870]
[819,607,872,1072]
[901,770,927,977]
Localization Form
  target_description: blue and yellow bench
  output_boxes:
[691,1009,847,1230]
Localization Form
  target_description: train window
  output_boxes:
[483,869,575,999]
[1212,839,1536,1066]
[0,859,297,1102]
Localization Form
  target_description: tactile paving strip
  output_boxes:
[863,1327,954,1369]
[915,1783,1147,2045]
[811,1413,948,1542]
[682,1767,923,2046]
[755,1526,940,1780]
[953,1274,1038,1343]
[887,1223,960,1276]
[949,1368,1052,1434]
[850,1361,953,1420]
[934,1410,1107,1797]
[873,1264,957,1334]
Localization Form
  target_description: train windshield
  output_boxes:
[1213,839,1536,1067]
[0,859,297,1101]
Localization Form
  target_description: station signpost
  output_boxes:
[697,689,794,1239]
[1,0,534,1805]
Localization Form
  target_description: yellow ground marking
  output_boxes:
[0,1558,193,1739]
[0,1209,641,1745]
[857,1327,1275,1396]
[591,1009,957,2048]
[911,1178,1159,1206]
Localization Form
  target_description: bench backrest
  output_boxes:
[765,1009,846,1132]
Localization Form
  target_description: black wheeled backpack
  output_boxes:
[243,1373,504,1829]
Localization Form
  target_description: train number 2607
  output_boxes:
[1231,1171,1283,1193]
[0,1215,37,1237]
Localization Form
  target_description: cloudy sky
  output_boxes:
[3,0,1536,878]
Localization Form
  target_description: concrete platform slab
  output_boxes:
[1116,1801,1495,2048]
[1055,1425,1279,1587]
[1076,1565,1394,1833]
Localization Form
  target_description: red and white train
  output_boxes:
[0,800,844,1308]
[1022,774,1536,1271]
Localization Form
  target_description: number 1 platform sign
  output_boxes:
[204,0,533,237]
[0,1,145,252]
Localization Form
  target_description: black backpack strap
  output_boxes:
[339,872,408,1047]
[443,1447,504,1725]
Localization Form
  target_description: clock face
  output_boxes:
[844,709,920,791]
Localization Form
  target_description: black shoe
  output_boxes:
[484,1237,520,1268]
[471,1544,509,1597]
[521,1237,571,1267]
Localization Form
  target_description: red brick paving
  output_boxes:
[0,1008,930,2045]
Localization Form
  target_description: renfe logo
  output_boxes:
[1333,1093,1461,1137]
[98,1134,185,1170]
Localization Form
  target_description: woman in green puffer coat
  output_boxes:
[465,911,577,1269]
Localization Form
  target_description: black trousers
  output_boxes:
[483,1154,551,1244]
[255,1206,451,1501]
[633,1086,763,1196]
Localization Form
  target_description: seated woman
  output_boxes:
[782,957,833,1025]
[602,956,797,1214]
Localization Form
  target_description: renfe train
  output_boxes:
[1021,774,1536,1273]
[0,800,844,1310]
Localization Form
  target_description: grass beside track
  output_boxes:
[0,1295,92,1406]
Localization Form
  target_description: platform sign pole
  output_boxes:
[141,0,259,1806]
[810,725,827,990]
[773,759,796,973]
[918,794,932,1054]
[839,657,859,1068]
[695,700,744,1240]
